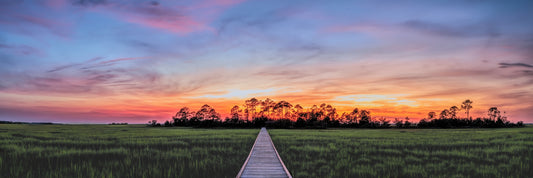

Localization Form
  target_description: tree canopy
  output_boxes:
[149,98,523,129]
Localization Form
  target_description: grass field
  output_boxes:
[270,127,533,178]
[2,125,532,178]
[0,124,257,178]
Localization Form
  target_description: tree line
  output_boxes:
[148,98,524,128]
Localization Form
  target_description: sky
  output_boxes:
[1,0,532,123]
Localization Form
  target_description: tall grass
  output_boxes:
[0,124,257,178]
[270,127,533,178]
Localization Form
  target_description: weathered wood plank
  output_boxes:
[236,127,292,178]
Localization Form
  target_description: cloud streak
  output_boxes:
[78,0,246,34]
[499,62,533,68]
[402,20,500,38]
[0,44,45,56]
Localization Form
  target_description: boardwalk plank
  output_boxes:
[236,128,292,178]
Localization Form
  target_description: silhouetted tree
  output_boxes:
[488,107,500,121]
[348,108,359,124]
[359,110,371,126]
[324,104,336,125]
[308,105,319,122]
[461,99,473,119]
[449,106,459,119]
[261,98,275,118]
[275,100,292,119]
[173,107,191,126]
[164,120,172,127]
[293,104,304,120]
[440,109,449,119]
[230,105,242,123]
[148,120,159,127]
[245,98,260,120]
[159,98,522,129]
[418,118,429,128]
[428,112,436,120]
[394,118,403,128]
[196,104,220,121]
[403,117,411,128]
[378,117,390,128]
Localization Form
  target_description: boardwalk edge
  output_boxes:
[236,129,261,178]
[268,129,293,178]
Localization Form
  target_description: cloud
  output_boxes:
[47,63,81,73]
[0,44,45,56]
[0,5,72,38]
[215,6,289,35]
[0,105,171,124]
[325,19,500,40]
[45,0,68,8]
[47,56,104,73]
[499,62,533,68]
[192,88,277,99]
[71,0,108,7]
[81,57,147,70]
[332,94,418,107]
[1,55,161,96]
[116,5,206,34]
[402,20,500,38]
[406,88,485,99]
[253,69,308,80]
[17,14,71,36]
[98,57,145,65]
[80,0,246,34]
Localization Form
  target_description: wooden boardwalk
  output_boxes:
[237,127,292,178]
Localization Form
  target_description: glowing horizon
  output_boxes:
[1,0,532,123]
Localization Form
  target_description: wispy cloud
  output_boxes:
[45,0,68,9]
[2,55,159,96]
[79,0,246,34]
[192,88,277,99]
[0,44,45,56]
[0,3,72,38]
[47,57,104,73]
[402,20,500,38]
[71,0,108,7]
[98,57,145,65]
[499,62,533,68]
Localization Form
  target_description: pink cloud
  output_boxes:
[324,23,391,34]
[18,14,66,29]
[45,0,68,9]
[98,57,146,65]
[194,0,246,8]
[0,105,172,124]
[1,14,72,38]
[120,13,207,34]
[91,0,246,34]
[0,44,46,56]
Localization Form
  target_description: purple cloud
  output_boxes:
[0,44,45,56]
[499,62,533,68]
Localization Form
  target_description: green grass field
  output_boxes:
[0,124,257,178]
[270,127,533,178]
[1,125,532,178]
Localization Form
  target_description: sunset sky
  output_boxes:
[1,0,532,123]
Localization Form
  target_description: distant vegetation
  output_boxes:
[0,124,256,178]
[270,127,533,177]
[0,121,55,125]
[153,98,523,128]
[108,122,128,125]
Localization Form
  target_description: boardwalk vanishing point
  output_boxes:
[236,127,292,178]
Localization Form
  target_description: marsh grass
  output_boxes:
[0,124,257,178]
[270,127,533,178]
